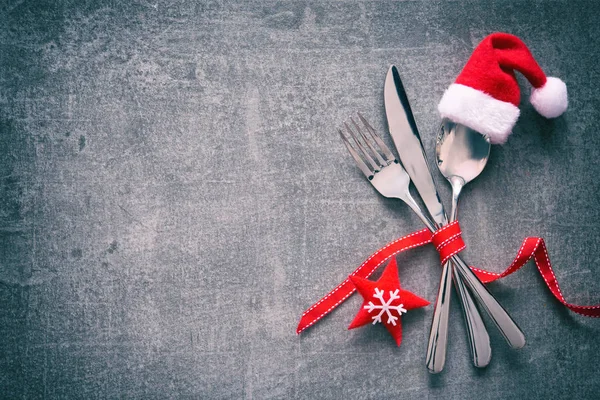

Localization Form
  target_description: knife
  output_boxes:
[384,65,524,371]
[384,64,480,372]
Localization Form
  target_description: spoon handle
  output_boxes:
[448,198,524,351]
[451,263,492,366]
[450,184,492,367]
[450,183,524,349]
[405,195,489,371]
[452,255,526,349]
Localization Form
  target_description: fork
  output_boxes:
[339,114,433,228]
[339,114,484,366]
[339,113,526,362]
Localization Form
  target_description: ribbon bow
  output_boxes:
[297,222,599,334]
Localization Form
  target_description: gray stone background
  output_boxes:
[1,0,599,398]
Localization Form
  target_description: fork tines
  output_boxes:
[339,113,396,180]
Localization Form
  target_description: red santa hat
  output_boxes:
[438,33,568,144]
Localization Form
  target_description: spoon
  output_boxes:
[436,118,492,368]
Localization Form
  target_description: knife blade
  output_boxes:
[384,65,446,226]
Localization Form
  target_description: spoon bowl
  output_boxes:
[436,119,491,219]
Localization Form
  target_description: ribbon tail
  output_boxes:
[469,237,600,317]
[296,228,433,334]
[296,279,356,334]
[532,238,600,318]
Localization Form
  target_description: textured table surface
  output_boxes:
[1,1,600,398]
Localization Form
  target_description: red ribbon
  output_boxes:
[297,221,600,334]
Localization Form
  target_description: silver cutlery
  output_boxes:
[339,112,525,373]
[383,65,525,367]
[338,112,482,372]
[436,119,493,367]
[383,65,487,372]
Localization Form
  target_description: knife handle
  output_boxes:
[426,260,452,374]
[452,255,526,349]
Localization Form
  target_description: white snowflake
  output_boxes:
[364,288,407,326]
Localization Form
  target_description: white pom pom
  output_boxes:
[530,77,568,118]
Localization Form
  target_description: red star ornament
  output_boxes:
[348,257,429,346]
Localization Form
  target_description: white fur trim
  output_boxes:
[438,84,520,144]
[530,77,568,118]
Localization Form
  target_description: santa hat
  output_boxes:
[438,33,568,144]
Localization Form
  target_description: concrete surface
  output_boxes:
[1,0,599,398]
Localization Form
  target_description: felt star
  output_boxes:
[348,257,429,346]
